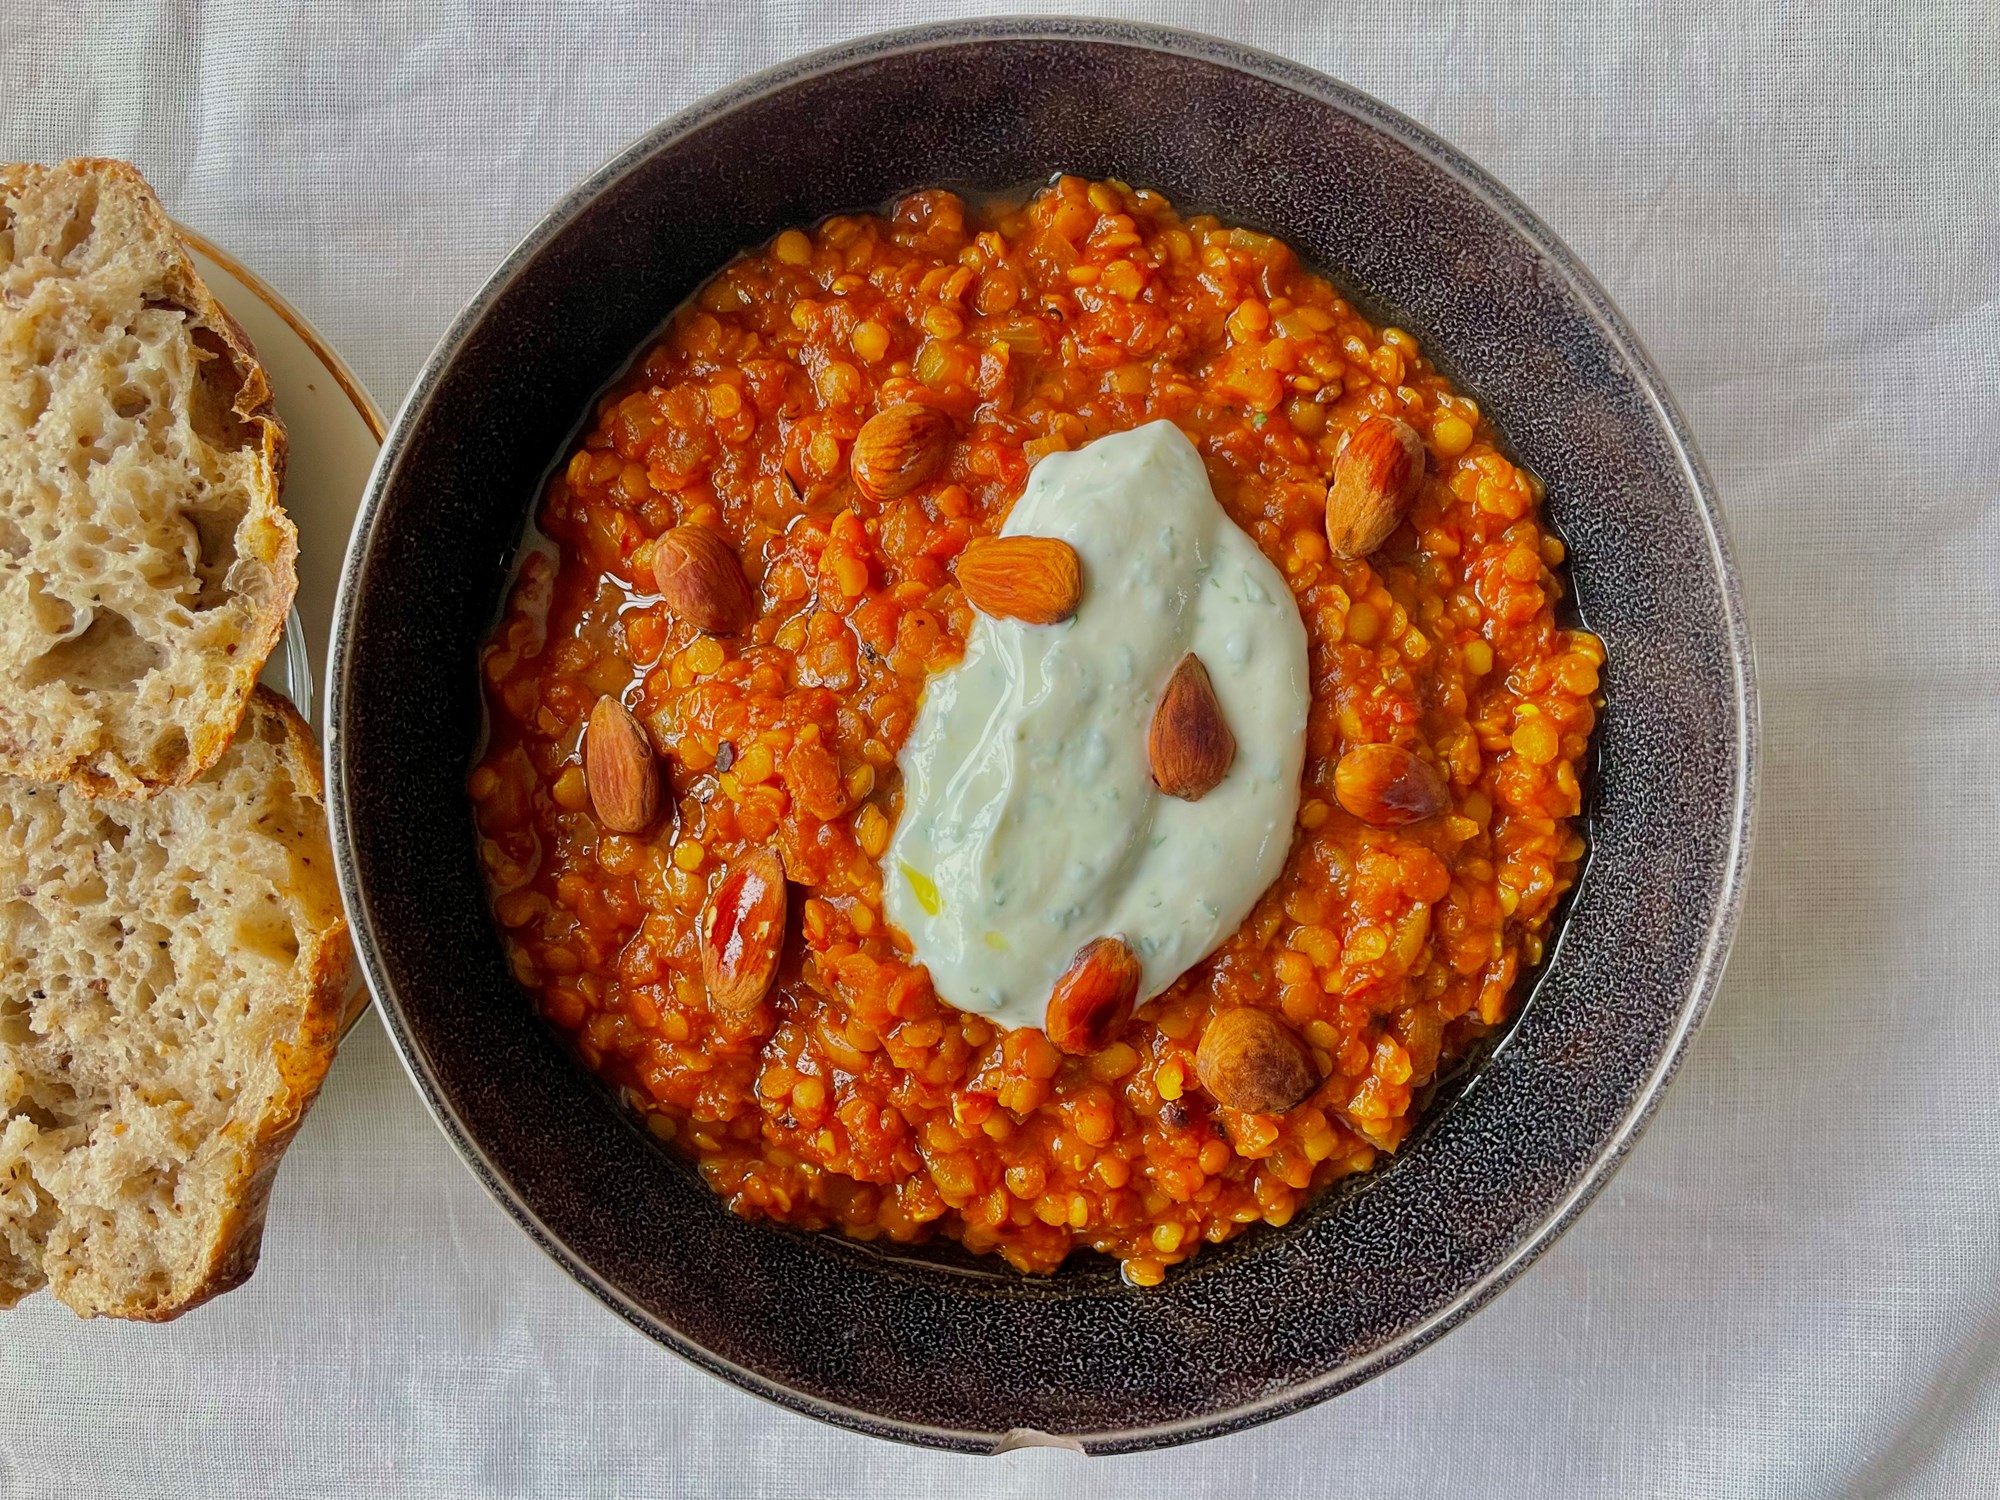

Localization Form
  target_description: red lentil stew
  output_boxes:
[469,176,1602,1283]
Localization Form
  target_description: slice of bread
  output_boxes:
[0,158,295,797]
[0,687,349,1320]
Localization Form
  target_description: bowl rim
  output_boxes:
[328,14,1759,1453]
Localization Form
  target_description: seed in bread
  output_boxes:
[0,158,295,796]
[0,688,349,1320]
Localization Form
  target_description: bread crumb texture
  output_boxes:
[0,159,294,796]
[0,689,349,1319]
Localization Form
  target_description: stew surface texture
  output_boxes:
[469,176,1602,1282]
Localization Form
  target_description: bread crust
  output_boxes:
[0,158,296,797]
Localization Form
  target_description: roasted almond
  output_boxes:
[584,696,658,833]
[952,534,1082,625]
[1333,742,1449,826]
[850,401,953,500]
[653,524,757,634]
[1326,415,1425,558]
[1044,935,1143,1056]
[700,847,788,1018]
[1149,653,1235,801]
[1195,1007,1320,1115]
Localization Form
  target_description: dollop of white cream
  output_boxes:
[884,421,1310,1034]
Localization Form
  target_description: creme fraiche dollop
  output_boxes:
[883,421,1310,1034]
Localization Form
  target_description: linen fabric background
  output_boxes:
[3,2,1996,1495]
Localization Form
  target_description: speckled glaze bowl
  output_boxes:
[328,19,1756,1453]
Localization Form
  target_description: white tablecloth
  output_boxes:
[5,2,1997,1494]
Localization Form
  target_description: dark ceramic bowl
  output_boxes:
[329,18,1756,1453]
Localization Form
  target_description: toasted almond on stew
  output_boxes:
[1326,415,1425,558]
[653,524,757,634]
[1148,652,1235,801]
[1333,742,1449,826]
[850,401,953,500]
[584,696,658,833]
[701,847,789,1017]
[1195,1007,1320,1115]
[1044,936,1143,1056]
[952,534,1082,625]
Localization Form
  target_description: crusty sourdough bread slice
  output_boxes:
[0,687,349,1320]
[0,158,294,797]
